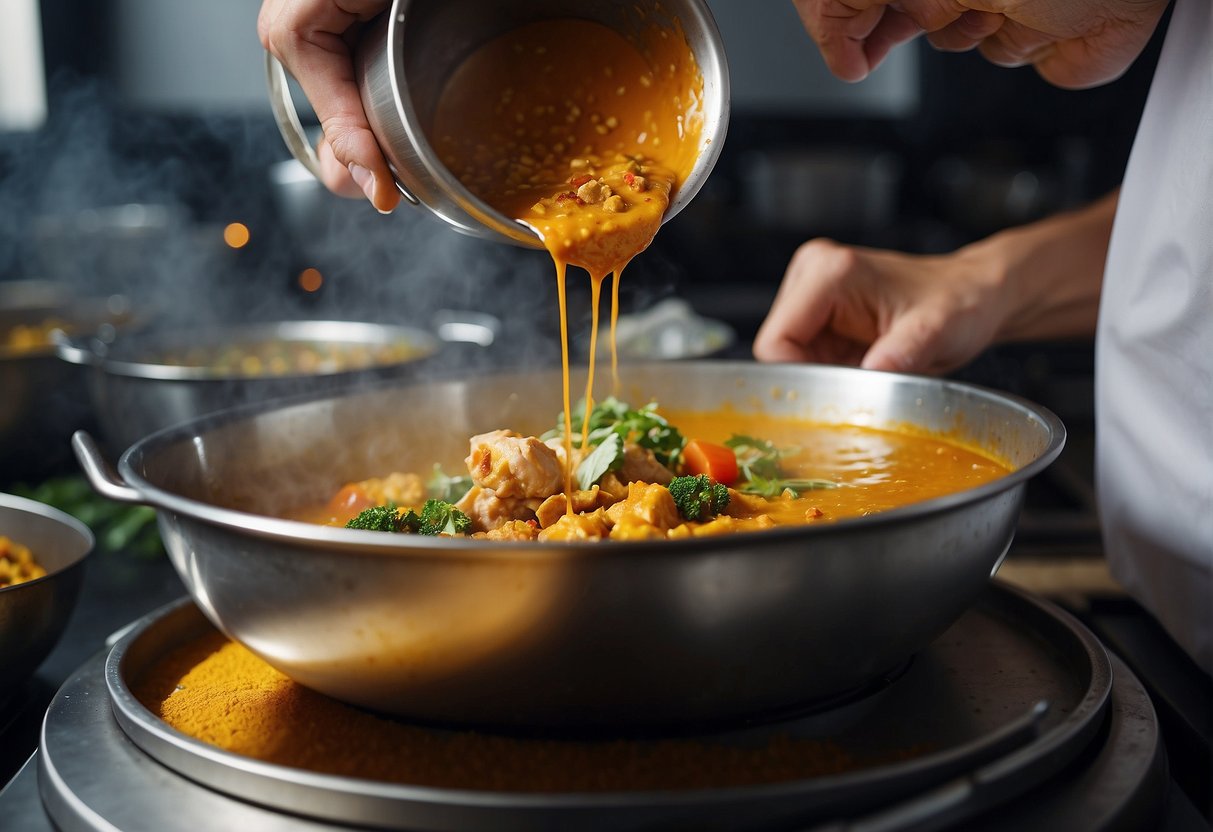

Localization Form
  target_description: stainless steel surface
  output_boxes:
[0,493,93,705]
[30,583,1144,831]
[73,361,1064,727]
[56,319,442,458]
[267,0,730,247]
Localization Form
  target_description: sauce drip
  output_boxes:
[431,17,704,509]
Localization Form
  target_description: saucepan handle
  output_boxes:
[265,51,325,182]
[265,50,420,205]
[72,431,146,505]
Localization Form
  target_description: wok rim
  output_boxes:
[115,360,1066,559]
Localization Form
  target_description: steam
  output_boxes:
[0,74,568,354]
[0,72,681,477]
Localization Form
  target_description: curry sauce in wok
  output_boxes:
[295,402,1010,542]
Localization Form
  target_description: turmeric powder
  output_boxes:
[134,631,919,792]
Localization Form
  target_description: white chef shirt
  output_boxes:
[1096,0,1213,673]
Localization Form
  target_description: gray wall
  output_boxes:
[707,0,917,116]
[107,0,917,117]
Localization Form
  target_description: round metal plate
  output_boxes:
[37,582,1148,831]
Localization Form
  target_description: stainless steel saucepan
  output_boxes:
[73,361,1064,729]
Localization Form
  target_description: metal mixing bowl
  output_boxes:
[73,361,1064,728]
[0,492,94,706]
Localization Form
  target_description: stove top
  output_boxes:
[0,582,1196,831]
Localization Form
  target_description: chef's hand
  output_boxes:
[258,0,400,213]
[753,192,1118,374]
[792,0,1170,88]
[753,240,1005,374]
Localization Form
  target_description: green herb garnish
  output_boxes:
[724,434,837,498]
[427,464,474,503]
[545,397,686,469]
[574,432,624,490]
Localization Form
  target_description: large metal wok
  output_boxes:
[73,362,1064,729]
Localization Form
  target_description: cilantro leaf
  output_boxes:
[575,432,625,490]
[547,396,686,469]
[724,434,835,497]
[427,464,474,503]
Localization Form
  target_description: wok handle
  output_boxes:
[72,431,146,505]
[264,50,419,205]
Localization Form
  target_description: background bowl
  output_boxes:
[0,492,94,706]
[56,319,446,459]
[0,280,136,481]
[75,362,1064,729]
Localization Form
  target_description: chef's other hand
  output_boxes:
[259,0,400,213]
[791,0,1170,89]
[754,193,1117,374]
[752,239,1004,375]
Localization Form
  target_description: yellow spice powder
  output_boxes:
[133,631,917,792]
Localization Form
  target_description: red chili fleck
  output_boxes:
[526,519,538,528]
[569,174,592,188]
[644,197,652,202]
[622,172,635,186]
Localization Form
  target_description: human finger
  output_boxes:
[860,305,950,373]
[924,10,1005,52]
[792,0,891,82]
[753,239,869,364]
[316,136,366,199]
[260,0,400,213]
[862,7,925,69]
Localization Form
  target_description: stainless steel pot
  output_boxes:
[55,319,448,459]
[266,0,730,247]
[73,362,1064,728]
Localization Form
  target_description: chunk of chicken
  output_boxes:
[473,520,540,541]
[605,481,681,536]
[597,472,630,501]
[617,444,674,485]
[467,430,564,499]
[538,508,613,542]
[667,514,777,538]
[455,485,540,533]
[543,436,583,474]
[534,485,618,529]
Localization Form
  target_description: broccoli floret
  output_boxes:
[416,499,472,536]
[345,503,406,533]
[668,474,730,522]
